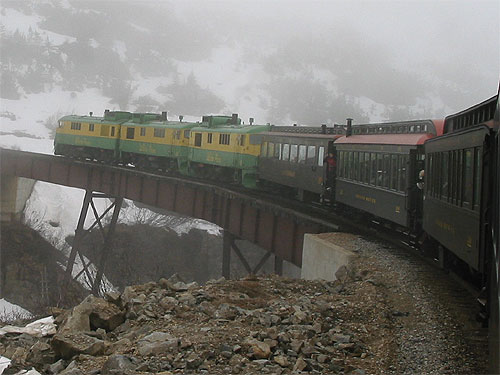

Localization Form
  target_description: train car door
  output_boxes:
[322,140,336,200]
[407,147,424,232]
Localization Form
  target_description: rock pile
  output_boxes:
[1,265,395,374]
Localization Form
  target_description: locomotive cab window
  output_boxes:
[89,123,95,132]
[126,127,135,139]
[184,130,190,139]
[140,127,146,137]
[100,125,109,137]
[249,135,262,145]
[154,128,164,138]
[111,127,115,137]
[238,135,246,146]
[207,133,213,144]
[219,133,230,145]
[194,133,202,147]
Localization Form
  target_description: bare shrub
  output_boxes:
[124,203,192,228]
[44,111,70,138]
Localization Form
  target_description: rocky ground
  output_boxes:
[0,235,488,374]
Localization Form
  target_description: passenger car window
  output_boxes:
[391,154,398,189]
[473,147,481,210]
[290,144,298,162]
[268,142,275,158]
[307,146,316,164]
[261,142,268,157]
[275,143,281,159]
[383,154,390,188]
[282,144,290,161]
[318,146,325,167]
[370,153,377,185]
[298,145,306,163]
[353,152,359,181]
[399,155,408,191]
[463,149,473,208]
[338,151,344,178]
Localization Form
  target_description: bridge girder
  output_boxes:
[0,149,338,270]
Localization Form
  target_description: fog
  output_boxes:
[1,0,498,127]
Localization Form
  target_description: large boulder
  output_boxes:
[58,295,125,334]
[101,354,139,375]
[137,331,179,356]
[51,332,105,359]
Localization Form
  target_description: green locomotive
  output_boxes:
[188,114,270,188]
[54,110,270,186]
[55,110,132,161]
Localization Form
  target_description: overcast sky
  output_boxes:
[170,0,499,103]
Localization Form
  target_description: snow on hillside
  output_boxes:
[0,299,32,321]
[174,46,271,124]
[1,7,76,46]
[1,88,115,152]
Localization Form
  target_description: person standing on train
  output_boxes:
[323,152,336,189]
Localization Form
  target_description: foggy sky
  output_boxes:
[171,0,499,106]
[2,0,498,122]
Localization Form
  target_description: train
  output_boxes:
[54,90,500,372]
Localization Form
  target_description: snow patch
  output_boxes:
[0,299,32,321]
[0,8,76,46]
[113,40,127,62]
[171,219,221,237]
[0,357,11,374]
[1,8,42,35]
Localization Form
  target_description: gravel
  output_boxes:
[355,236,488,374]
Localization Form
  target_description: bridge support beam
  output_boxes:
[222,231,283,279]
[64,190,123,297]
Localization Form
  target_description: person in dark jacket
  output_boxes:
[323,152,336,189]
